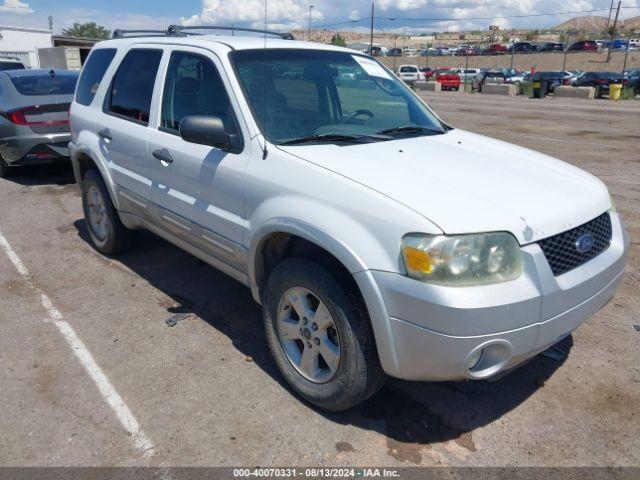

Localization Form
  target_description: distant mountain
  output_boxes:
[624,16,640,30]
[553,16,610,32]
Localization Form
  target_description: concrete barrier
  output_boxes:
[554,86,596,99]
[481,83,518,96]
[414,81,441,92]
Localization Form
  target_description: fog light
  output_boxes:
[467,349,484,370]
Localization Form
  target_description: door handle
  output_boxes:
[152,148,174,164]
[98,128,112,140]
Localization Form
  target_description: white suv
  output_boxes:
[69,27,629,411]
[396,64,422,84]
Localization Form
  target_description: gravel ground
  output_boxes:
[0,93,638,468]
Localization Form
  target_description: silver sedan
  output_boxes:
[0,69,78,177]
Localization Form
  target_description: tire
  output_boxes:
[81,169,134,255]
[0,154,11,179]
[263,258,384,411]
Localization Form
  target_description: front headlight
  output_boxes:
[402,232,523,286]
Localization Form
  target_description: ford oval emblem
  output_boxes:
[575,233,595,254]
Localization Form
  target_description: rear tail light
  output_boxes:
[563,79,569,85]
[3,104,69,126]
[597,79,609,85]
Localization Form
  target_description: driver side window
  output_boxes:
[335,75,410,127]
[160,51,238,136]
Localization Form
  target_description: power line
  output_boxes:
[377,6,640,22]
[311,18,369,29]
[311,5,640,30]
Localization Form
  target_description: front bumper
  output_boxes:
[0,132,71,165]
[356,212,629,381]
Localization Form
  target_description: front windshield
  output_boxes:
[230,49,445,144]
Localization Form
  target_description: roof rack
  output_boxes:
[112,29,168,39]
[166,25,294,40]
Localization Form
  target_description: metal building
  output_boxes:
[0,25,53,68]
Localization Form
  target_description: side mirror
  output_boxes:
[179,115,241,153]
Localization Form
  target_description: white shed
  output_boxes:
[0,25,53,68]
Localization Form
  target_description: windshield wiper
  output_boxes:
[280,133,384,146]
[377,125,445,136]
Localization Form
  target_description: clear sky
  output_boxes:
[0,0,639,34]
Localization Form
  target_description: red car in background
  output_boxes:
[484,44,508,55]
[435,68,461,90]
[568,40,599,52]
[419,67,435,79]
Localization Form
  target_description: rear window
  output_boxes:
[10,72,78,96]
[75,48,117,106]
[400,66,417,73]
[0,61,24,71]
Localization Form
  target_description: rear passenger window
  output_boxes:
[160,52,237,135]
[75,48,116,106]
[107,49,162,125]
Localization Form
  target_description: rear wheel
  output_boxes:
[81,169,134,254]
[263,258,384,411]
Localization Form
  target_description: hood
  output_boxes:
[279,129,611,244]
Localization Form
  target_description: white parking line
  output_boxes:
[0,229,155,459]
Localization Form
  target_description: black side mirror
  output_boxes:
[179,115,242,153]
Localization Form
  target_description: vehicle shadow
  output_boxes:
[3,162,76,186]
[74,220,571,462]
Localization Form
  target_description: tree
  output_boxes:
[330,34,346,47]
[62,22,111,40]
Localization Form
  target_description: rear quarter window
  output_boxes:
[106,49,163,125]
[75,48,117,106]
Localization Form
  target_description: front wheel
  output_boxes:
[81,169,134,254]
[263,258,384,411]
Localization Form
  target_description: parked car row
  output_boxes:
[387,39,638,58]
[395,64,636,99]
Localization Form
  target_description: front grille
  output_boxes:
[538,213,612,276]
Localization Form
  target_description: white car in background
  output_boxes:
[402,47,418,57]
[452,68,481,84]
[396,64,422,84]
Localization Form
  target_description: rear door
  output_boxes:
[98,47,164,219]
[146,47,251,271]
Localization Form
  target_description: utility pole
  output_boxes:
[562,29,578,73]
[607,0,615,28]
[425,44,429,69]
[308,5,314,42]
[607,1,621,63]
[621,28,634,78]
[510,42,515,70]
[369,2,375,54]
[464,51,469,91]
